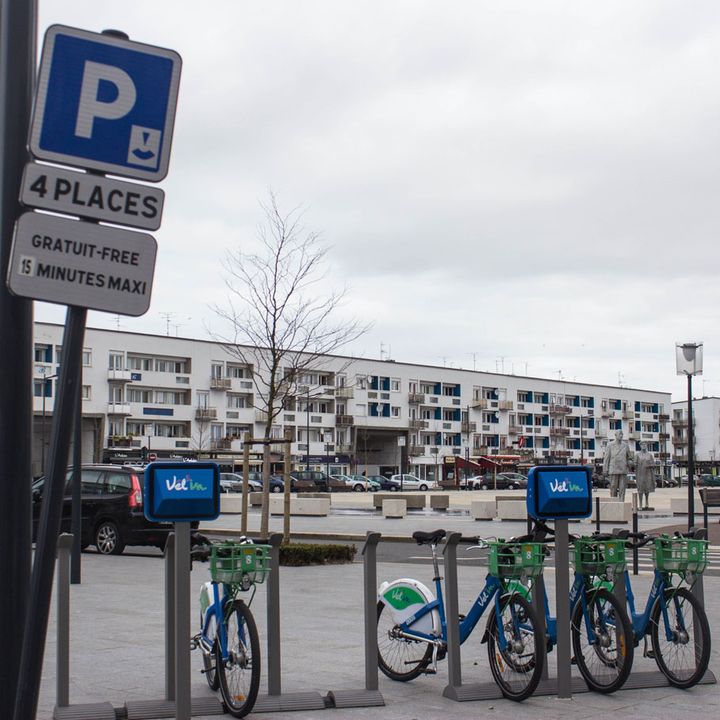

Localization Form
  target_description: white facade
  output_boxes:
[671,396,720,468]
[32,322,673,480]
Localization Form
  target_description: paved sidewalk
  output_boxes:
[38,535,719,720]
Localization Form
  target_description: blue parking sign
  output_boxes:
[29,26,181,182]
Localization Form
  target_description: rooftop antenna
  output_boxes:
[159,311,176,336]
[467,352,479,371]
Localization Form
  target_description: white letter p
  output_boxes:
[74,61,136,139]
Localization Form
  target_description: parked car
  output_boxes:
[237,471,285,493]
[334,474,370,492]
[289,470,331,492]
[389,474,436,491]
[700,474,720,487]
[31,464,197,555]
[220,472,257,493]
[497,472,528,488]
[467,473,525,490]
[372,475,400,491]
[360,475,382,491]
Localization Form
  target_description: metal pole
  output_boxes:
[267,533,283,695]
[632,493,639,575]
[71,376,82,584]
[688,374,695,529]
[15,306,87,720]
[306,390,310,471]
[362,532,381,691]
[242,433,250,536]
[165,532,176,702]
[174,522,191,720]
[595,495,601,533]
[554,519,572,698]
[56,534,73,708]
[42,385,47,475]
[283,430,291,544]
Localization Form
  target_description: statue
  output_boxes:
[603,429,633,501]
[635,442,656,510]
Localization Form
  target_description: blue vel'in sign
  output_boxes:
[526,466,592,520]
[29,25,182,182]
[144,462,220,522]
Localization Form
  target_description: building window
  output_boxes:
[108,352,124,370]
[34,344,53,363]
[82,385,91,400]
[82,349,92,366]
[211,363,224,379]
[128,355,153,371]
[227,394,246,409]
[391,378,401,392]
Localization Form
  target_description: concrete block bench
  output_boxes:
[591,498,631,524]
[373,493,425,510]
[670,496,720,516]
[220,494,245,514]
[471,500,496,520]
[429,494,450,511]
[269,496,330,516]
[497,500,527,521]
[382,498,407,518]
[249,492,263,507]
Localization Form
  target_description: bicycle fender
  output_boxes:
[378,578,441,637]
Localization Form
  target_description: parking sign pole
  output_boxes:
[14,306,87,720]
[0,1,35,718]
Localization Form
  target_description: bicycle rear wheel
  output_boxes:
[486,593,544,701]
[216,600,260,718]
[571,587,633,693]
[651,587,711,688]
[376,601,433,681]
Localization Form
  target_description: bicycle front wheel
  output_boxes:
[651,586,711,688]
[216,600,261,718]
[486,592,544,701]
[376,601,433,681]
[203,612,219,691]
[571,587,633,693]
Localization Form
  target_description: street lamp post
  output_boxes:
[38,369,58,475]
[676,342,703,529]
[306,389,310,471]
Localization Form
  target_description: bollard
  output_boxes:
[56,534,73,708]
[595,496,601,534]
[442,532,463,696]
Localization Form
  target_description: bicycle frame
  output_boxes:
[623,569,678,644]
[201,581,232,662]
[394,569,512,652]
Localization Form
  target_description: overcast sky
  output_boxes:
[32,1,720,402]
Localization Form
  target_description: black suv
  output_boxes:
[32,464,196,555]
[289,470,331,492]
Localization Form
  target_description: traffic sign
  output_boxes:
[21,162,165,230]
[7,211,157,316]
[29,25,181,181]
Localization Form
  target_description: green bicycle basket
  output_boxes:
[488,541,545,579]
[209,542,271,585]
[573,538,627,576]
[653,536,708,575]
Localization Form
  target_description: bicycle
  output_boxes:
[508,520,635,694]
[191,537,270,718]
[617,527,711,688]
[376,528,546,701]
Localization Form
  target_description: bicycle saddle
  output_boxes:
[412,529,446,545]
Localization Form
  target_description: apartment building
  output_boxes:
[31,322,673,480]
[671,396,720,472]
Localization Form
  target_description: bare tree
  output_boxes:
[192,412,212,458]
[212,192,370,535]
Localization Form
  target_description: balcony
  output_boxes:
[554,450,572,458]
[659,433,670,440]
[550,427,570,437]
[659,452,671,459]
[658,413,670,422]
[210,377,232,390]
[107,402,131,416]
[461,421,477,433]
[600,406,611,417]
[107,369,132,382]
[475,445,489,454]
[471,399,488,409]
[408,445,424,457]
[211,438,233,450]
[674,437,687,446]
[672,419,688,428]
[409,419,428,430]
[622,410,634,419]
[335,387,354,399]
[549,404,571,415]
[195,406,217,421]
[498,401,514,411]
[408,393,425,404]
[629,431,641,440]
[508,425,522,435]
[255,410,269,423]
[107,435,140,448]
[335,414,354,426]
[336,443,352,453]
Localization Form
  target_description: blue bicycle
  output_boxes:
[191,538,270,718]
[617,528,711,688]
[377,529,546,701]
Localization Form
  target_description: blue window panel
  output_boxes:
[588,397,594,408]
[653,403,659,414]
[487,435,499,447]
[587,418,595,428]
[491,388,498,400]
[613,399,621,410]
[436,433,442,445]
[452,434,461,446]
[382,377,390,391]
[143,407,174,416]
[369,376,379,391]
[490,413,499,424]
[44,346,53,362]
[525,437,534,449]
[653,422,659,432]
[526,391,534,403]
[635,420,641,431]
[435,408,442,420]
[573,397,580,407]
[454,409,461,421]
[454,386,461,397]
[434,382,442,395]
[383,404,390,417]
[542,415,549,426]
[588,439,595,450]
[635,401,641,412]
[653,442,660,451]
[542,437,549,448]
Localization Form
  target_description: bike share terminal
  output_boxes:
[144,462,220,720]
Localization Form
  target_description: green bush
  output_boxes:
[279,542,356,566]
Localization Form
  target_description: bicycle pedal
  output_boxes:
[644,649,655,659]
[570,656,577,665]
[420,667,437,675]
